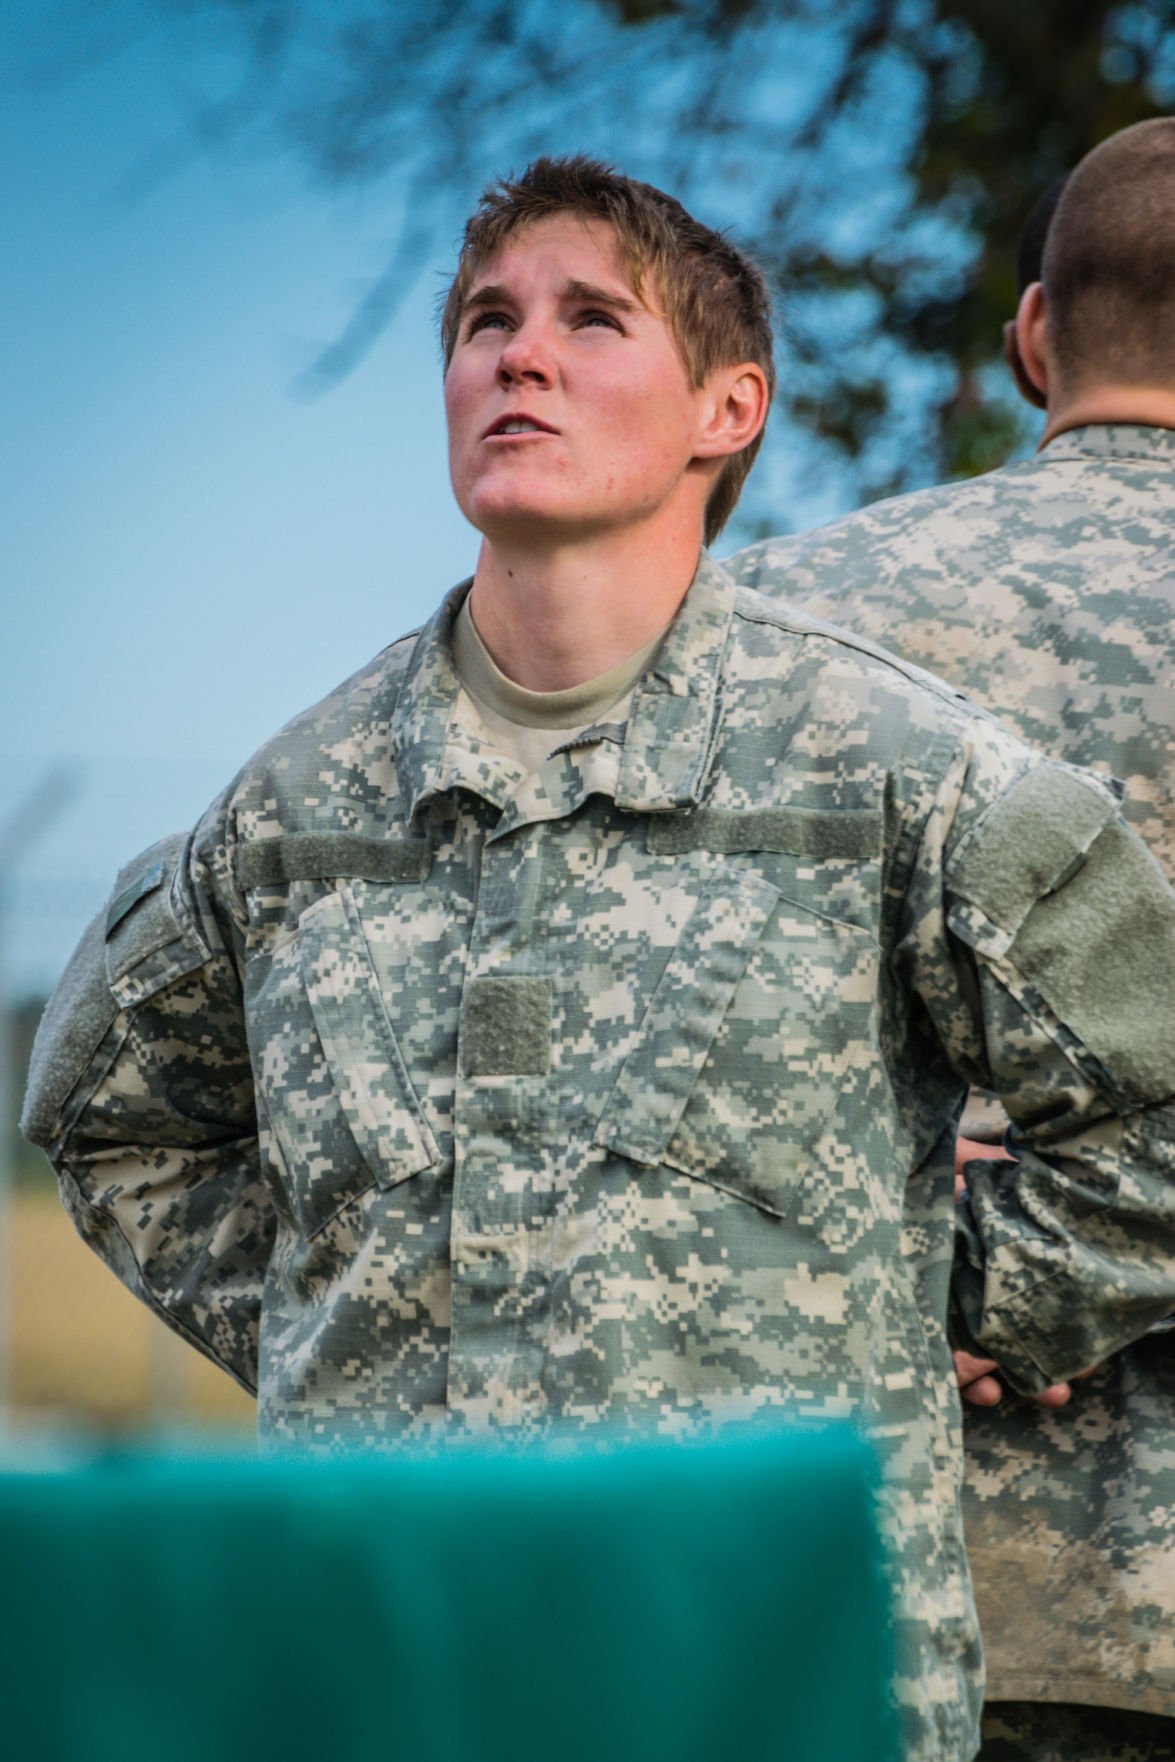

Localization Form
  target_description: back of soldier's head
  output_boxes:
[1044,118,1175,392]
[1016,176,1068,295]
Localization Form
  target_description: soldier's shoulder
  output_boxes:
[253,629,418,760]
[726,461,1048,588]
[729,580,979,724]
[224,626,423,812]
[722,581,1070,828]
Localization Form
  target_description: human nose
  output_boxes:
[495,318,554,387]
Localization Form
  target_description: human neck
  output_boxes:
[1040,382,1175,448]
[465,519,702,691]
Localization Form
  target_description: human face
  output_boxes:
[444,214,711,546]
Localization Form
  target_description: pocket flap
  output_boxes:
[104,835,211,1008]
[594,871,781,1168]
[299,888,440,1185]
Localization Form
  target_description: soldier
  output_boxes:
[730,121,1175,1761]
[22,154,1175,1762]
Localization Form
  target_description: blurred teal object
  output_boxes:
[0,1425,895,1762]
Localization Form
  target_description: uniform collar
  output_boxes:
[392,553,736,824]
[1041,422,1175,466]
[392,581,472,823]
[615,550,734,812]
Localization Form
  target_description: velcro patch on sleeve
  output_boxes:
[1007,819,1175,1105]
[946,765,1115,939]
[21,906,117,1147]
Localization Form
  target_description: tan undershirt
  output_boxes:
[450,594,667,774]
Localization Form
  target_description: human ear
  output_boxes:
[693,363,771,459]
[1013,283,1049,404]
[1002,317,1048,411]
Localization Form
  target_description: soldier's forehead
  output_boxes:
[465,214,658,312]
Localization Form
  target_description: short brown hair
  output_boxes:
[1015,175,1068,295]
[440,155,776,544]
[1044,119,1175,390]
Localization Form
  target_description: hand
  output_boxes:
[954,1134,1014,1199]
[954,1350,1098,1408]
[953,1131,1096,1406]
[954,1349,1070,1407]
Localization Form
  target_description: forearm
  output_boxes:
[23,821,273,1390]
[57,1141,269,1393]
[951,1094,1175,1391]
[899,747,1175,1389]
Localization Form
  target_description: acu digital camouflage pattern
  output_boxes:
[729,423,1175,1724]
[24,550,1175,1762]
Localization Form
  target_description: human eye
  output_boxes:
[576,308,623,330]
[465,309,512,338]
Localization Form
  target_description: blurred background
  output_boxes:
[4,0,1174,1445]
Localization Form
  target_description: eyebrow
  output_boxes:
[563,279,639,314]
[462,282,512,316]
[461,278,640,318]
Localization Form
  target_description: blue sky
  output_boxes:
[0,2,972,996]
[2,7,485,993]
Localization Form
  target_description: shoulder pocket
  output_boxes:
[23,835,211,1147]
[250,884,439,1239]
[104,834,211,1009]
[595,870,879,1218]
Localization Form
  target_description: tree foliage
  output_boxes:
[65,0,1175,531]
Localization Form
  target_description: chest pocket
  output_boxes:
[594,870,879,1219]
[250,884,439,1240]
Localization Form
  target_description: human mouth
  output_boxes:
[483,414,558,439]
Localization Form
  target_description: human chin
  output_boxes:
[463,478,596,543]
[459,462,580,532]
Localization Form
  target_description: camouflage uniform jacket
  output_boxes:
[729,423,1175,1720]
[23,551,1175,1762]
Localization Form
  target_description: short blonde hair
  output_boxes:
[441,155,776,544]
